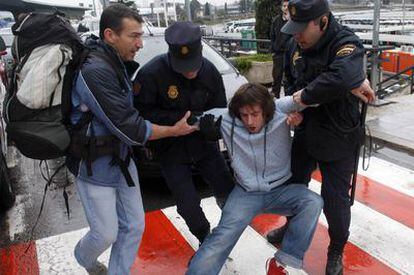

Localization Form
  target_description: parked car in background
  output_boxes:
[200,25,214,36]
[0,27,14,73]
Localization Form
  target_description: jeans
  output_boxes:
[187,184,323,275]
[74,162,145,275]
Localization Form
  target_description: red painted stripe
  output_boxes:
[312,171,414,230]
[251,214,398,275]
[0,242,39,275]
[131,210,195,274]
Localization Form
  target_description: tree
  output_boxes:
[176,4,187,21]
[204,2,211,16]
[255,0,280,51]
[239,0,254,13]
[117,0,135,7]
[190,0,201,21]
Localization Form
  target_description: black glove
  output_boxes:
[186,111,203,126]
[199,114,222,141]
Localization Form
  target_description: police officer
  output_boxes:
[267,0,370,274]
[269,0,291,98]
[134,22,234,245]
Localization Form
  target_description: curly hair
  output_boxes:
[228,83,275,123]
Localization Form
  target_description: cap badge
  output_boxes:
[167,85,179,99]
[290,5,296,16]
[181,46,189,55]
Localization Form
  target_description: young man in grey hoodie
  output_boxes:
[187,83,323,274]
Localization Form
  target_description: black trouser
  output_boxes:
[289,134,355,252]
[160,148,234,243]
[272,54,284,98]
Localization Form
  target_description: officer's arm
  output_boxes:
[204,66,227,109]
[301,43,365,105]
[134,71,185,126]
[76,67,151,146]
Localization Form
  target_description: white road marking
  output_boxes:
[309,180,414,275]
[36,228,110,275]
[358,156,414,197]
[7,195,29,241]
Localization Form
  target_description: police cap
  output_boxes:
[165,21,203,74]
[281,0,330,34]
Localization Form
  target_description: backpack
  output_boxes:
[4,11,88,160]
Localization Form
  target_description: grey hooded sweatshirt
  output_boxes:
[208,96,303,192]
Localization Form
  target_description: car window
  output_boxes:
[0,12,15,47]
[0,28,13,47]
[136,35,234,75]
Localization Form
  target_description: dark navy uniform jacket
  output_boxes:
[270,15,290,55]
[134,53,227,163]
[284,14,366,161]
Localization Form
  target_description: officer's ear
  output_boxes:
[319,16,328,31]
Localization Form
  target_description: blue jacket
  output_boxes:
[67,38,152,187]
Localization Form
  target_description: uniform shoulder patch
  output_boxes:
[336,44,356,57]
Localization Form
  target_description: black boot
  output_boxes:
[325,247,343,275]
[266,223,288,246]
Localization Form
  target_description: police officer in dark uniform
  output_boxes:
[269,0,291,98]
[267,0,368,274]
[134,22,234,245]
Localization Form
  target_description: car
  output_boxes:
[132,31,248,178]
[0,27,14,73]
[200,24,214,36]
[0,37,14,211]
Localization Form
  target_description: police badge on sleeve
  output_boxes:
[336,44,356,57]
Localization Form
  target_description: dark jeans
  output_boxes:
[160,148,234,242]
[289,133,356,251]
[272,54,284,98]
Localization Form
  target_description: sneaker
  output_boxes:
[266,223,288,246]
[325,248,343,275]
[86,261,107,275]
[266,258,307,275]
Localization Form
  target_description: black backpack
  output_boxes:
[4,11,88,160]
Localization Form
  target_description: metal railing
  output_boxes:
[203,36,271,57]
[203,36,413,99]
[376,66,414,99]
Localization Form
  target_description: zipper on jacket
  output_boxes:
[248,134,260,190]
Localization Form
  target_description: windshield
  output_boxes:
[135,35,234,75]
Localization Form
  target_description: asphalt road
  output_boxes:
[0,149,213,248]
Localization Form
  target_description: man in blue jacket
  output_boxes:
[67,5,197,275]
[187,83,323,274]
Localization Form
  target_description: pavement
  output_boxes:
[366,91,414,155]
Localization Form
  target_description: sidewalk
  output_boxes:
[366,93,414,155]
